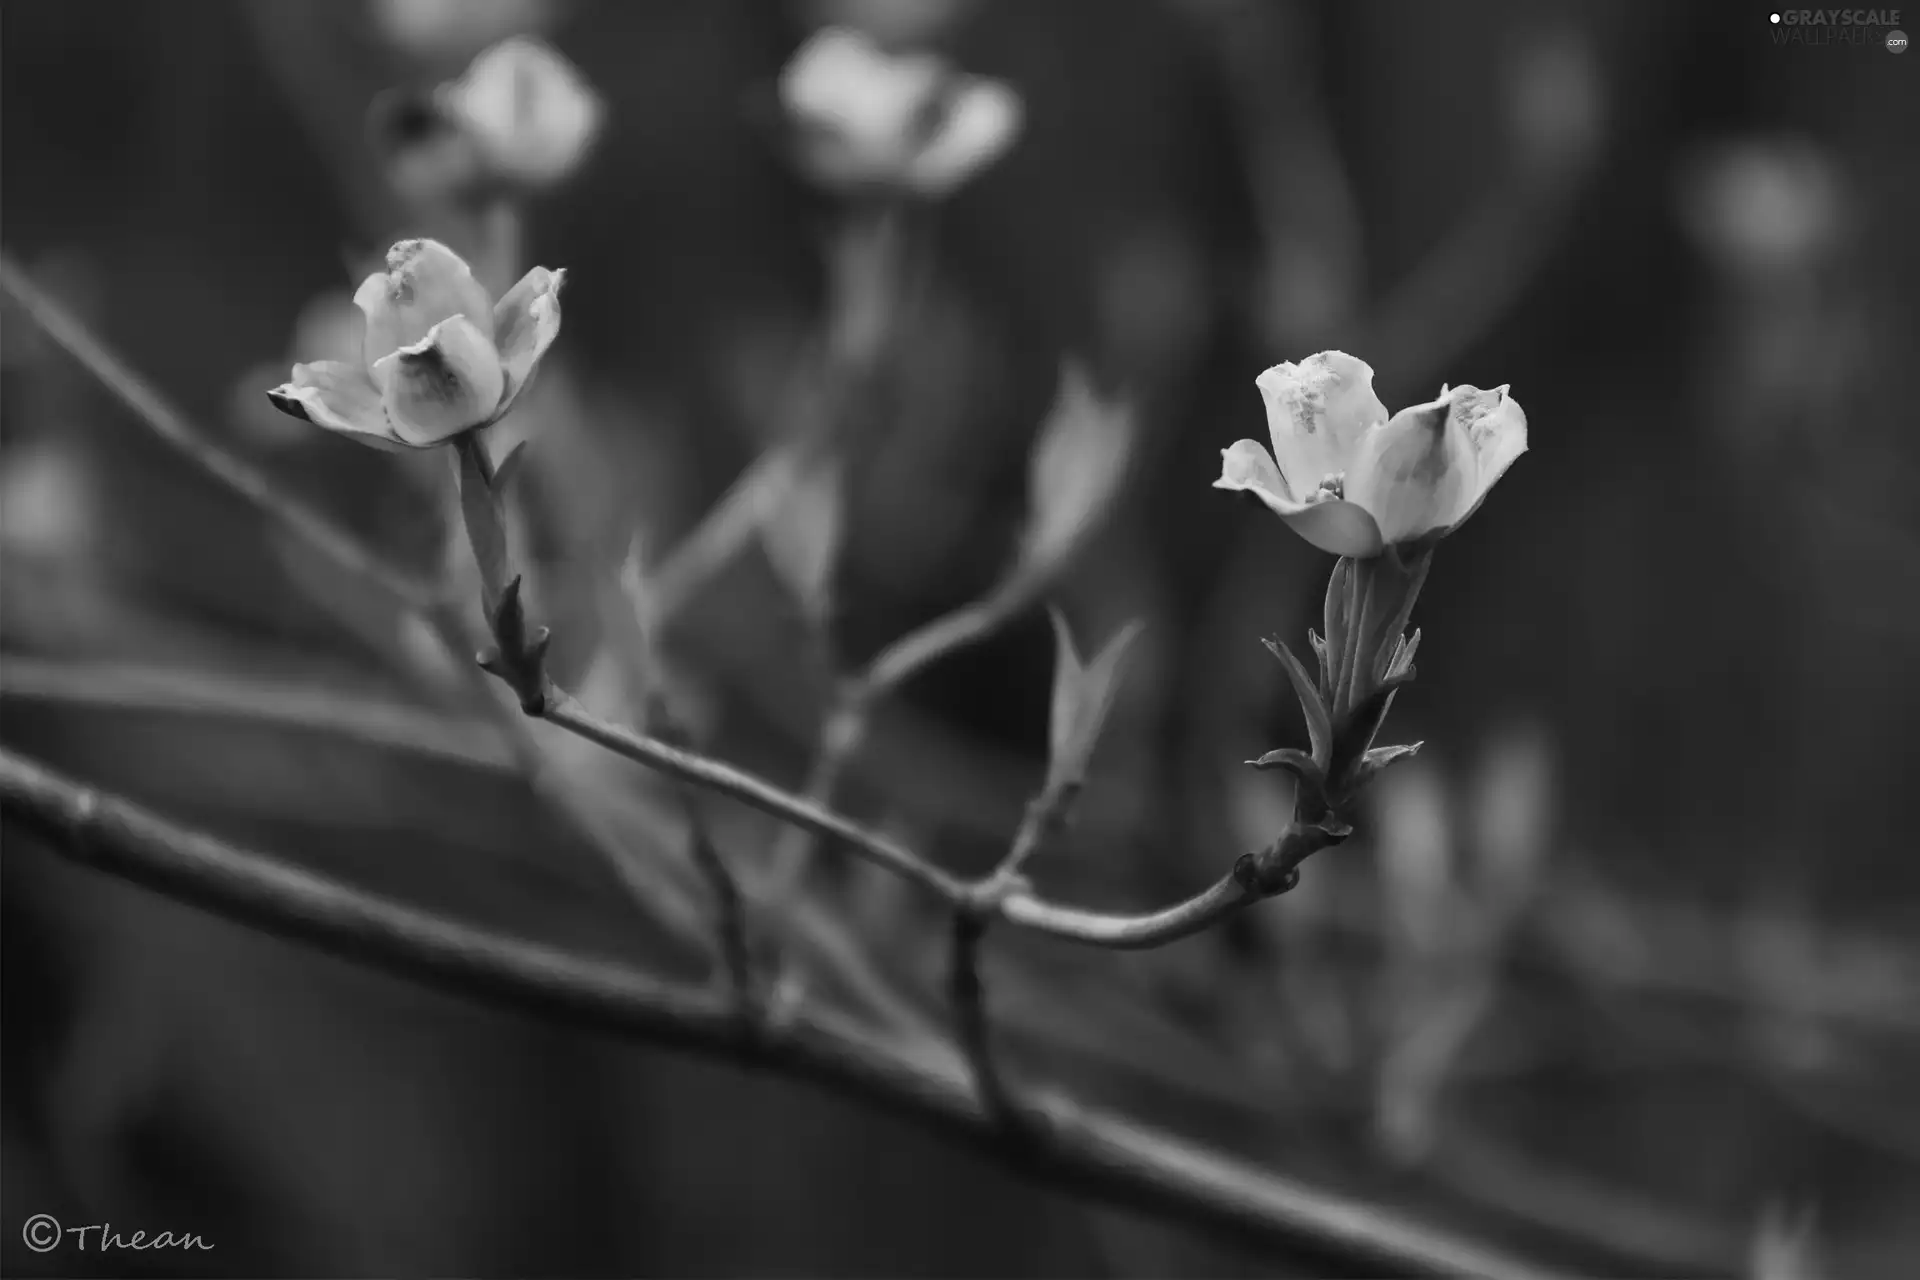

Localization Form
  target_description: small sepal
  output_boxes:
[476,574,551,714]
[1330,669,1418,793]
[1245,747,1332,817]
[1344,740,1424,793]
[1260,636,1332,770]
[490,438,530,497]
[1045,609,1143,796]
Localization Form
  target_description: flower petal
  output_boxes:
[1255,352,1390,502]
[909,77,1023,195]
[1446,384,1528,531]
[491,265,565,416]
[1215,440,1385,557]
[355,238,496,370]
[266,361,408,450]
[370,315,506,446]
[1346,394,1471,546]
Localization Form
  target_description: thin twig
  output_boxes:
[533,684,1281,950]
[762,595,1012,895]
[0,746,1572,1280]
[0,250,439,614]
[647,704,757,1015]
[542,689,969,902]
[1,242,946,1030]
[948,905,1018,1127]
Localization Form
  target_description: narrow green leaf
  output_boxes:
[758,450,843,629]
[1261,636,1332,769]
[1046,610,1144,792]
[1346,740,1424,793]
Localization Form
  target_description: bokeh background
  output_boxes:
[4,0,1918,1276]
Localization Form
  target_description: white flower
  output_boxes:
[437,37,604,188]
[1215,351,1528,558]
[370,0,553,60]
[268,238,563,449]
[780,26,1022,197]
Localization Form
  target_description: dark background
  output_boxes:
[3,0,1917,1275]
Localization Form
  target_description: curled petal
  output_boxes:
[491,265,565,416]
[355,238,496,369]
[910,77,1023,195]
[1347,394,1472,546]
[1255,352,1390,502]
[266,361,406,450]
[1447,384,1528,531]
[370,315,506,446]
[1215,440,1385,558]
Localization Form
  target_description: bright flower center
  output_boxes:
[1309,472,1345,503]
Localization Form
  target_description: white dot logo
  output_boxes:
[1770,12,1781,21]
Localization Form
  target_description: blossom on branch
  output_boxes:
[1214,351,1527,558]
[779,26,1022,197]
[268,238,563,449]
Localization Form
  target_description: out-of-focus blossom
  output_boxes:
[1021,362,1136,580]
[1374,760,1456,959]
[779,26,1022,197]
[1469,719,1555,916]
[1215,351,1527,558]
[372,90,487,208]
[268,239,563,449]
[0,438,101,561]
[369,0,553,61]
[1679,138,1844,278]
[797,0,979,47]
[437,38,604,189]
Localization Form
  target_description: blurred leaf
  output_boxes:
[1045,609,1142,794]
[757,451,844,630]
[1019,361,1136,585]
[1748,1201,1826,1280]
